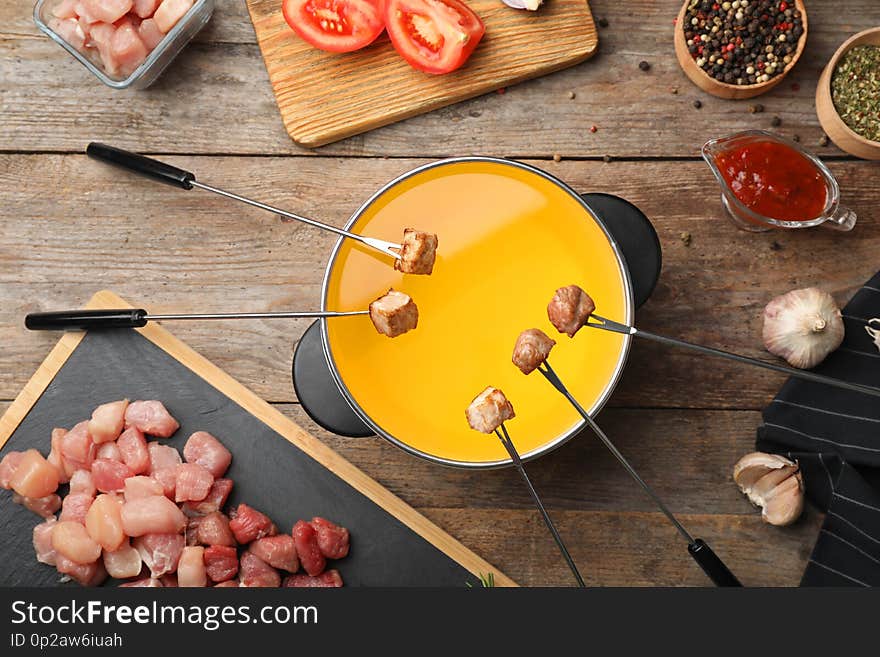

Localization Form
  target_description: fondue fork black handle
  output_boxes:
[495,424,586,588]
[537,360,742,587]
[25,308,368,331]
[589,314,880,400]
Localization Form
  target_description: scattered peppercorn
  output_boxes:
[791,134,800,142]
[681,0,805,87]
[568,91,576,100]
[598,17,609,28]
[553,153,562,162]
[693,99,703,109]
[639,60,651,71]
[496,87,506,95]
[831,45,880,142]
[819,134,829,147]
[603,154,613,163]
[680,232,692,247]
[590,125,598,133]
[671,86,680,94]
[770,240,783,251]
[748,103,765,113]
[771,115,782,126]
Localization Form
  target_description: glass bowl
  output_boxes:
[33,0,214,89]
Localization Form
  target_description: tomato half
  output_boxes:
[282,0,385,53]
[384,0,485,74]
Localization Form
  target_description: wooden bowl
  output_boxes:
[816,27,880,160]
[674,0,808,100]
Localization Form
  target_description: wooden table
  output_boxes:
[1,0,878,586]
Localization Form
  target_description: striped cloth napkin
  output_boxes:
[757,272,880,587]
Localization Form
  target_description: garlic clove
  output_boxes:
[762,287,844,369]
[761,472,804,526]
[501,0,543,9]
[733,452,794,493]
[866,319,880,354]
[732,451,805,526]
[748,464,798,507]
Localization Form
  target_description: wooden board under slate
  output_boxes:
[0,291,514,587]
[245,0,598,147]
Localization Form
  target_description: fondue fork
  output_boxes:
[588,313,880,400]
[536,359,742,587]
[85,143,402,261]
[494,422,586,588]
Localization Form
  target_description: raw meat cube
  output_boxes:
[9,449,60,499]
[88,400,129,443]
[183,432,232,479]
[204,545,239,583]
[80,0,133,24]
[310,517,350,559]
[56,555,107,586]
[59,493,94,524]
[369,289,419,338]
[132,0,159,18]
[91,458,134,493]
[229,503,276,544]
[125,400,179,438]
[88,22,120,76]
[547,285,596,338]
[213,579,239,587]
[121,495,187,536]
[239,551,280,588]
[182,478,232,516]
[110,22,148,77]
[123,475,164,500]
[511,328,556,375]
[47,428,70,484]
[49,17,86,50]
[250,535,299,572]
[178,546,207,587]
[13,492,62,518]
[69,469,96,496]
[52,520,102,564]
[283,570,343,588]
[52,0,79,19]
[152,0,194,33]
[195,511,235,547]
[96,442,122,461]
[174,463,213,503]
[148,442,182,498]
[120,577,161,587]
[33,518,58,566]
[103,541,143,579]
[394,228,438,275]
[292,520,325,576]
[133,533,184,578]
[465,387,515,434]
[85,494,125,551]
[75,1,101,25]
[60,421,96,473]
[138,17,165,49]
[0,451,24,489]
[117,427,150,475]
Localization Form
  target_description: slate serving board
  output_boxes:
[0,291,513,587]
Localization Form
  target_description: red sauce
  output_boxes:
[714,140,828,222]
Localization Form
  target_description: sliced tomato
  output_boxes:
[282,0,385,53]
[384,0,485,74]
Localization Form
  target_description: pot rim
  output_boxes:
[320,156,635,469]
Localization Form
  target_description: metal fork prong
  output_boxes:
[360,236,403,260]
[587,314,635,335]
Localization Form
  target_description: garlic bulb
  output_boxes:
[733,452,804,526]
[501,0,543,10]
[866,319,880,354]
[762,288,844,369]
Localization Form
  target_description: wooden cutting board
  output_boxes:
[0,291,515,587]
[245,0,598,147]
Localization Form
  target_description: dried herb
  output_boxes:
[831,45,880,142]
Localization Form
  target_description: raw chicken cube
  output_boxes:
[88,22,120,76]
[132,0,159,18]
[512,328,556,375]
[369,289,419,338]
[174,463,213,503]
[75,1,101,25]
[466,387,515,434]
[9,449,60,499]
[59,493,94,524]
[60,421,96,473]
[178,546,207,587]
[394,228,438,275]
[52,0,79,19]
[148,442,182,498]
[182,478,232,516]
[153,0,194,33]
[47,428,70,484]
[69,469,96,496]
[91,458,134,493]
[283,570,343,588]
[183,432,232,479]
[110,22,148,77]
[250,535,299,572]
[56,555,107,586]
[125,400,180,438]
[293,520,325,576]
[80,0,133,24]
[85,494,126,552]
[239,551,280,588]
[120,577,162,587]
[33,518,58,566]
[138,17,165,49]
[194,511,235,547]
[88,399,129,443]
[204,545,239,583]
[117,427,150,475]
[213,579,239,587]
[13,492,62,518]
[49,17,87,50]
[96,442,122,461]
[310,517,350,559]
[124,475,164,500]
[133,533,184,578]
[229,503,277,544]
[52,520,102,564]
[0,451,24,489]
[121,495,187,536]
[547,285,596,338]
[103,541,143,579]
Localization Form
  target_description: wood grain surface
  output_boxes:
[245,0,597,146]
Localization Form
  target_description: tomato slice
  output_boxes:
[384,0,485,74]
[282,0,385,53]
